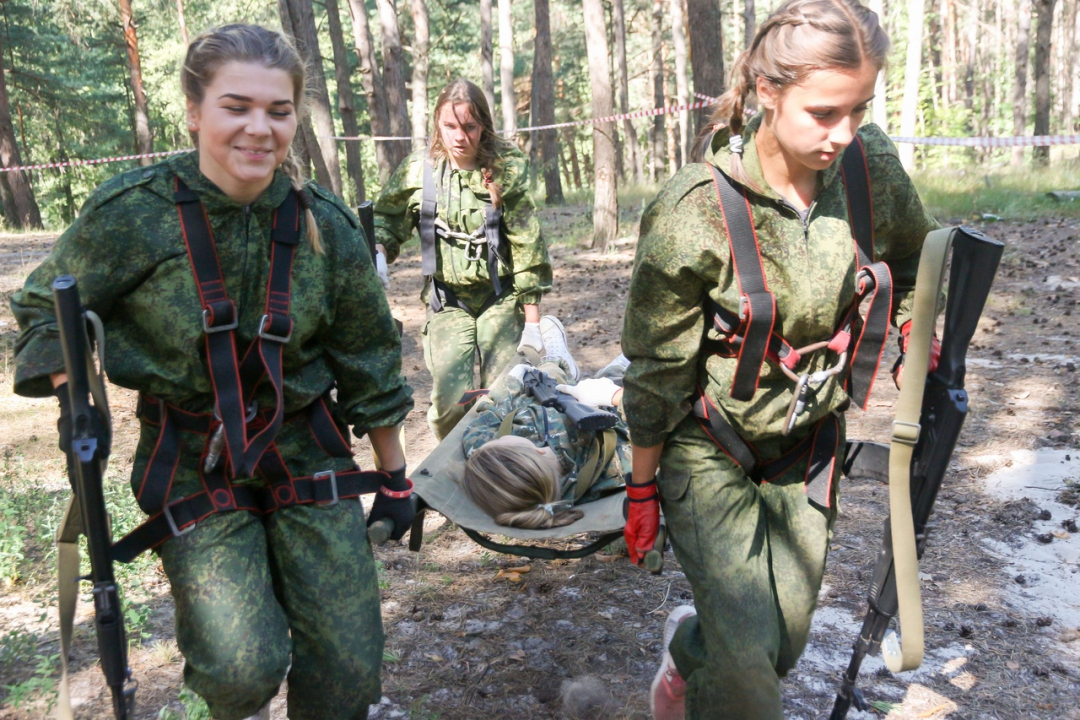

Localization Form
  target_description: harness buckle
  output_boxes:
[783,375,811,436]
[163,502,197,538]
[856,269,876,294]
[202,307,238,334]
[465,240,487,262]
[258,313,293,343]
[891,420,921,446]
[314,470,339,506]
[738,295,749,321]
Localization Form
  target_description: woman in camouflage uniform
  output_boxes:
[619,2,938,718]
[12,25,412,720]
[373,79,553,440]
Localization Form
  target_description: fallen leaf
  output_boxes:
[1053,530,1071,539]
[1013,392,1030,399]
[594,554,621,563]
[918,703,952,718]
[424,653,444,662]
[506,565,531,574]
[1007,661,1020,670]
[508,649,526,661]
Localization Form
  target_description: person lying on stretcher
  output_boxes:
[461,315,631,529]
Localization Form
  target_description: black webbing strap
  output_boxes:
[840,136,875,266]
[692,391,758,474]
[483,204,505,298]
[460,526,624,560]
[174,178,299,478]
[420,156,438,278]
[427,277,501,320]
[708,166,776,401]
[803,413,840,508]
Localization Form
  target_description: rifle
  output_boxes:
[830,227,1003,719]
[357,200,378,263]
[53,275,136,719]
[521,367,620,432]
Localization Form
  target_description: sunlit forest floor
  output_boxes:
[1,172,1080,718]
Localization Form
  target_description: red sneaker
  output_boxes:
[649,605,696,720]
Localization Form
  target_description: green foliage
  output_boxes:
[157,685,213,720]
[0,635,58,712]
[914,162,1080,221]
[0,494,27,586]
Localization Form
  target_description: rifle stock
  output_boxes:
[830,228,1003,718]
[522,368,619,432]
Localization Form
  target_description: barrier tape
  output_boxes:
[0,148,190,174]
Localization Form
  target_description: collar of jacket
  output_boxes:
[168,150,294,215]
[704,112,845,203]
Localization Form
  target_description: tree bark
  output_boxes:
[0,28,41,229]
[870,0,888,130]
[345,0,395,183]
[611,0,642,183]
[1013,0,1033,166]
[410,0,430,152]
[686,0,725,135]
[497,0,516,133]
[582,0,617,248]
[899,0,926,169]
[669,0,690,168]
[480,0,496,115]
[376,0,413,167]
[325,0,366,203]
[532,0,563,204]
[1033,0,1058,165]
[650,0,666,181]
[280,0,341,193]
[118,0,153,165]
[743,0,756,50]
[563,127,583,190]
[176,0,189,46]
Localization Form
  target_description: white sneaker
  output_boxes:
[595,353,630,380]
[539,315,579,381]
[649,605,696,720]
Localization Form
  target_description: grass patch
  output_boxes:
[913,161,1080,221]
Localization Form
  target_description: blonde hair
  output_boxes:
[693,0,890,181]
[462,441,583,529]
[181,24,323,253]
[428,78,514,209]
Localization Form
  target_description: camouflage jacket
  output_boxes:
[12,152,413,488]
[373,146,552,309]
[461,374,629,504]
[622,116,938,449]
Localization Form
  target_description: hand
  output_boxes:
[375,251,390,289]
[555,378,620,408]
[507,363,532,384]
[623,476,660,566]
[517,322,543,352]
[367,467,415,541]
[892,320,941,390]
[54,383,110,489]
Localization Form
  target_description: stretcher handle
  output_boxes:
[368,519,393,546]
[643,524,667,575]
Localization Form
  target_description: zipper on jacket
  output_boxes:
[775,197,815,242]
[241,204,252,314]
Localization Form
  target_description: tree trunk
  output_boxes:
[376,0,413,167]
[582,0,617,248]
[650,0,666,182]
[176,0,189,46]
[669,0,690,168]
[325,0,366,203]
[410,0,430,152]
[480,0,496,115]
[279,0,340,193]
[1033,0,1058,166]
[898,0,926,169]
[533,0,563,204]
[611,0,642,183]
[345,0,395,183]
[497,0,516,133]
[870,0,888,130]
[118,0,153,165]
[743,0,756,50]
[686,0,725,135]
[0,28,41,229]
[563,127,583,190]
[1013,0,1033,166]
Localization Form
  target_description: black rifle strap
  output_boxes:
[708,166,777,402]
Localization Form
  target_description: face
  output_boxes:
[490,434,563,485]
[437,102,483,169]
[187,61,298,203]
[757,62,878,173]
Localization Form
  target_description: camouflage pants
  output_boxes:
[657,416,842,720]
[158,500,382,720]
[421,290,523,439]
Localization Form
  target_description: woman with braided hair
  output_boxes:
[12,24,412,720]
[619,1,939,717]
[373,78,554,441]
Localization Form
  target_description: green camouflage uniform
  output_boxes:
[374,147,552,439]
[461,361,629,503]
[12,152,413,720]
[621,117,938,719]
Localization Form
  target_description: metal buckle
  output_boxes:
[258,314,293,343]
[163,502,197,537]
[202,308,238,334]
[738,295,748,321]
[314,470,339,506]
[465,240,487,262]
[891,421,922,446]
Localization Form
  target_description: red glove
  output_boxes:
[624,477,660,566]
[893,320,941,389]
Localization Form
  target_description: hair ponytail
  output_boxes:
[279,152,324,255]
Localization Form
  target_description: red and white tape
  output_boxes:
[0,148,190,174]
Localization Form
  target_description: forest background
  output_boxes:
[1,0,1079,245]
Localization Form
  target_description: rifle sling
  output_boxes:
[56,497,83,720]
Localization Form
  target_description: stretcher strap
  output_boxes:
[55,497,82,720]
[573,429,618,501]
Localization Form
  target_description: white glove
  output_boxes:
[554,378,620,408]
[507,363,532,384]
[517,322,543,352]
[375,251,390,289]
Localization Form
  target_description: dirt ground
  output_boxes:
[1,208,1078,720]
